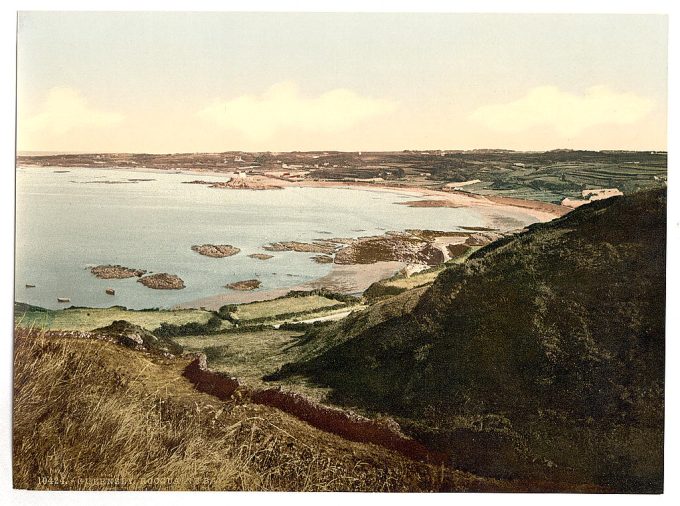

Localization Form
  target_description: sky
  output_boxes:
[16,12,668,153]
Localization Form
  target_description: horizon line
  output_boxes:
[16,148,669,156]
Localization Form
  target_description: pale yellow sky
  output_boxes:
[17,12,668,153]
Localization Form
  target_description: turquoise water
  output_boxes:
[15,166,538,309]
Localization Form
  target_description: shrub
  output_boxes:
[153,315,222,337]
[217,305,238,322]
[363,283,406,302]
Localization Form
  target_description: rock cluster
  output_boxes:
[137,273,185,290]
[248,253,274,260]
[225,279,261,291]
[90,264,146,279]
[191,244,241,257]
[264,241,337,254]
[92,320,183,356]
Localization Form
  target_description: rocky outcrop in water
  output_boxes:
[264,241,337,254]
[211,177,283,190]
[137,273,185,290]
[248,253,274,260]
[90,264,146,279]
[225,279,261,291]
[191,244,241,257]
[334,233,445,265]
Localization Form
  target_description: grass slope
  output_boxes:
[271,189,666,492]
[13,327,516,492]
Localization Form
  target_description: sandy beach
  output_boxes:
[176,261,406,310]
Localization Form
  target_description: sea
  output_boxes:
[15,166,539,309]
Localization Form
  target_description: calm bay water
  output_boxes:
[15,166,538,309]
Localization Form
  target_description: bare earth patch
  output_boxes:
[483,195,570,217]
[301,262,406,294]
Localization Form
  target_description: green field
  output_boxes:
[13,298,353,399]
[232,295,346,323]
[14,288,358,332]
[444,160,667,203]
[173,329,307,387]
[14,305,215,332]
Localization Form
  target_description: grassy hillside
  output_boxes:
[14,327,527,492]
[270,189,666,492]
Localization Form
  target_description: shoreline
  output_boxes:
[19,164,568,311]
[175,261,406,310]
[18,163,570,222]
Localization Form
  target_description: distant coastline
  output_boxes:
[16,162,568,222]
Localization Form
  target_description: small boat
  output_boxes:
[25,284,35,288]
[57,297,70,303]
[105,288,115,295]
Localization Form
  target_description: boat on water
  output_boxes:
[25,284,35,288]
[57,297,70,303]
[105,288,115,295]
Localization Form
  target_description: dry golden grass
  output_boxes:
[12,327,506,492]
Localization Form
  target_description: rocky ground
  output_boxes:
[333,234,445,265]
[183,177,284,190]
[260,229,509,268]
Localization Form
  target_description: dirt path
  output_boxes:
[289,309,356,325]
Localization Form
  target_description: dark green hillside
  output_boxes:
[270,189,666,491]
